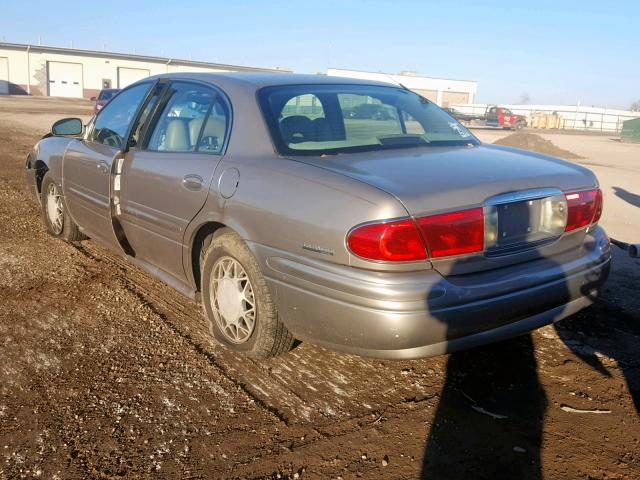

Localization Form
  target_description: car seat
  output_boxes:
[279,115,315,144]
[164,120,191,151]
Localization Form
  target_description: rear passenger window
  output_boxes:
[196,100,229,154]
[146,82,227,153]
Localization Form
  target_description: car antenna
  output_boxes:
[379,72,430,103]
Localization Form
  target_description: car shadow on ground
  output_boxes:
[612,186,640,209]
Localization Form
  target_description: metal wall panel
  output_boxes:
[0,57,9,94]
[412,88,438,103]
[118,67,150,88]
[442,91,469,107]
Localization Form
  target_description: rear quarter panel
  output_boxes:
[184,153,416,283]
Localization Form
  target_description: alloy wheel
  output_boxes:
[209,256,256,343]
[46,182,64,235]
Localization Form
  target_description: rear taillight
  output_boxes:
[347,218,427,262]
[565,188,602,232]
[417,207,485,258]
[347,207,485,262]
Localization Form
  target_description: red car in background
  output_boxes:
[91,88,120,114]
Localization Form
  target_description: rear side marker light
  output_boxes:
[417,207,484,258]
[565,188,602,232]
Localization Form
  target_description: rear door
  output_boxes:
[118,81,230,281]
[62,82,154,247]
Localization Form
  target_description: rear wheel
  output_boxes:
[40,173,85,241]
[201,229,295,357]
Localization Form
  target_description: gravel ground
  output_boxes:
[0,97,639,479]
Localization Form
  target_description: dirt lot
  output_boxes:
[0,97,639,479]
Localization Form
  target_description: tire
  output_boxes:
[40,172,86,242]
[514,121,526,131]
[201,229,295,358]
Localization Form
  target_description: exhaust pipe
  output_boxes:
[611,238,640,258]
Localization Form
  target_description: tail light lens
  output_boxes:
[347,218,427,261]
[565,188,602,232]
[417,207,484,258]
[347,207,484,262]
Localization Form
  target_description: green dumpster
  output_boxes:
[621,117,640,142]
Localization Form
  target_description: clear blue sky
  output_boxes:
[1,0,638,108]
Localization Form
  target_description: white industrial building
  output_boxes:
[327,68,478,107]
[0,42,289,98]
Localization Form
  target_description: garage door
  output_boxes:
[442,91,470,107]
[412,89,438,103]
[47,62,83,97]
[118,67,150,88]
[0,57,10,94]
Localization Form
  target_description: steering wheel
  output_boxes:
[98,128,123,148]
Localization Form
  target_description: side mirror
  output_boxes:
[90,96,96,101]
[52,117,83,136]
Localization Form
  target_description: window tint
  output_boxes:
[91,83,152,149]
[146,82,217,152]
[259,84,477,155]
[276,94,328,144]
[339,93,402,142]
[402,111,426,135]
[98,89,118,101]
[282,94,325,119]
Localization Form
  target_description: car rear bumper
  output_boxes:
[250,226,610,359]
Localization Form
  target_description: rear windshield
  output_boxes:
[258,84,478,156]
[98,89,118,101]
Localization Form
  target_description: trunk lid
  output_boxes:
[291,144,598,275]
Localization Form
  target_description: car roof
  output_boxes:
[146,72,396,90]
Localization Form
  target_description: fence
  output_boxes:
[451,103,640,133]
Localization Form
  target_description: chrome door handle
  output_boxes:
[96,161,110,174]
[182,174,203,191]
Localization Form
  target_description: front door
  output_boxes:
[62,82,154,247]
[119,81,230,281]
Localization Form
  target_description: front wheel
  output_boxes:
[201,229,295,358]
[40,173,85,241]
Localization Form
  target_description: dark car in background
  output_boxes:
[351,102,395,120]
[91,88,120,114]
